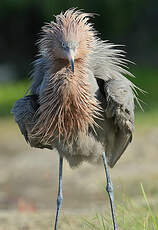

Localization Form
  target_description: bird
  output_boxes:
[12,8,139,230]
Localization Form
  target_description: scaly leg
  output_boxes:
[54,156,63,230]
[102,152,117,230]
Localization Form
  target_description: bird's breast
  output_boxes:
[31,66,101,145]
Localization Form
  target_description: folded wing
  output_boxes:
[97,78,135,167]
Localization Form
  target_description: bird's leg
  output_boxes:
[102,152,117,230]
[54,156,63,230]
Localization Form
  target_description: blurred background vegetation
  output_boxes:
[0,0,158,117]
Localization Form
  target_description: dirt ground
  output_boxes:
[0,118,158,229]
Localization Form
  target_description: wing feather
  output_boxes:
[11,95,39,143]
[97,78,135,167]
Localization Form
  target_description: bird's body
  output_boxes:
[12,9,137,230]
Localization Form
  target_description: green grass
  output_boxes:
[83,185,158,230]
[130,67,158,112]
[0,80,30,116]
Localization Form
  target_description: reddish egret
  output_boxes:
[12,9,138,230]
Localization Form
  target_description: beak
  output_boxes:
[70,58,74,73]
[67,49,75,73]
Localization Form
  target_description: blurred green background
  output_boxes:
[0,1,158,229]
[0,0,158,117]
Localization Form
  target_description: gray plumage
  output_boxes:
[12,9,140,230]
[12,9,136,169]
[12,60,135,168]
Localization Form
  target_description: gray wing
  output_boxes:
[12,55,52,149]
[11,95,39,143]
[12,56,47,141]
[30,56,49,95]
[12,95,52,149]
[97,78,135,168]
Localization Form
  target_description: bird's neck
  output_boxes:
[33,59,101,143]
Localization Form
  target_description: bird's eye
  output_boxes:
[62,42,66,48]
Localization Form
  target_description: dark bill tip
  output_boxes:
[70,58,74,73]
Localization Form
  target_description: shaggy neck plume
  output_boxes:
[32,59,101,143]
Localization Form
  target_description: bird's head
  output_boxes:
[39,9,96,73]
[56,40,78,73]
